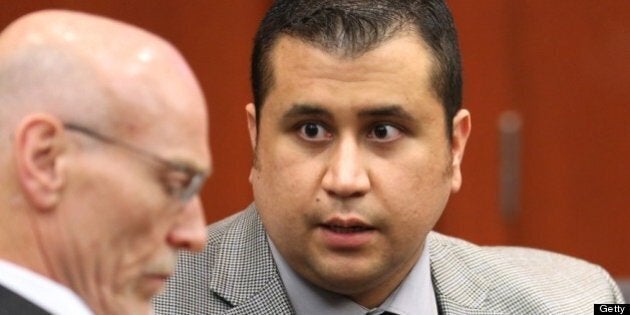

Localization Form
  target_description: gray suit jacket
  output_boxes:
[154,204,624,314]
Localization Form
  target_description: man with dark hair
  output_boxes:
[155,0,624,314]
[0,10,211,314]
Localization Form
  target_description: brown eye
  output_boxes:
[373,125,388,138]
[298,122,332,142]
[304,123,320,138]
[367,124,402,142]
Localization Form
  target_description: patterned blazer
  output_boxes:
[154,204,624,314]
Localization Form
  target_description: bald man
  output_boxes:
[0,10,211,315]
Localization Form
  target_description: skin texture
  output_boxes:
[0,10,211,314]
[247,34,470,308]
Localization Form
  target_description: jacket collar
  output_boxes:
[428,232,500,314]
[208,204,294,314]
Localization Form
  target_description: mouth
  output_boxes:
[150,273,171,280]
[321,217,375,231]
[321,222,375,233]
[145,271,173,284]
[145,273,171,285]
[325,225,373,233]
[138,274,171,297]
[318,217,376,249]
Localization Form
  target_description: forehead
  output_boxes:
[103,48,211,171]
[264,34,440,118]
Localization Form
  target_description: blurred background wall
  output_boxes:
[2,0,628,291]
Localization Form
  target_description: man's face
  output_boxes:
[248,34,469,306]
[57,54,211,313]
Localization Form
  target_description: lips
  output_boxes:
[150,273,171,280]
[321,217,374,231]
[138,273,172,297]
[325,225,372,233]
[319,217,376,249]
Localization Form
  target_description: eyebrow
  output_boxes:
[357,105,417,123]
[282,103,415,121]
[281,103,333,120]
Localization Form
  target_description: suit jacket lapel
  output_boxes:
[428,232,501,315]
[0,283,51,315]
[208,204,294,314]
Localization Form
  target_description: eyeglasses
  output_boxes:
[63,123,207,202]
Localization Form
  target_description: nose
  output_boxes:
[167,196,207,252]
[321,138,370,198]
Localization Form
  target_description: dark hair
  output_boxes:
[251,0,462,137]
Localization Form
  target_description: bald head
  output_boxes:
[0,10,206,140]
[0,10,210,314]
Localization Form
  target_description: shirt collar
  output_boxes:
[0,259,94,315]
[269,237,438,315]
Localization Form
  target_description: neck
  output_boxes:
[0,205,51,280]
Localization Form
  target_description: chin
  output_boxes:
[311,261,382,291]
[109,290,154,315]
[118,300,152,315]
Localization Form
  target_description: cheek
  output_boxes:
[91,184,169,280]
[252,138,325,240]
[112,191,175,273]
[116,216,162,259]
[108,214,174,310]
[374,149,452,233]
[64,157,175,308]
[254,138,324,204]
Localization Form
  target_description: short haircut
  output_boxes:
[251,0,462,137]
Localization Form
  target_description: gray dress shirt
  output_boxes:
[269,237,438,315]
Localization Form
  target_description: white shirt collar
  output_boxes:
[270,237,438,315]
[0,259,93,315]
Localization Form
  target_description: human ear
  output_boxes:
[14,114,66,210]
[245,103,257,150]
[245,103,259,183]
[450,109,471,192]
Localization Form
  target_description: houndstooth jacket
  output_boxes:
[154,204,624,314]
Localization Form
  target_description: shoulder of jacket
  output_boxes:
[428,231,624,308]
